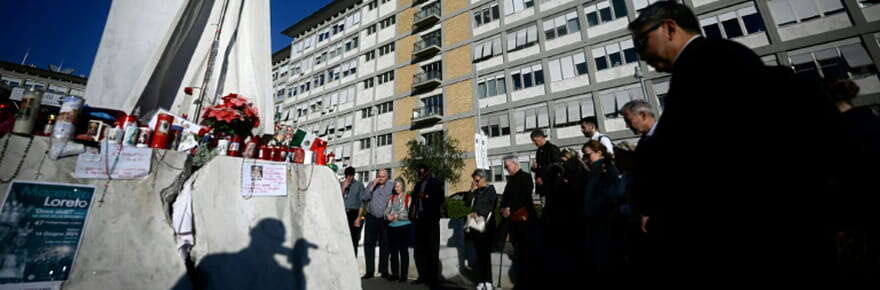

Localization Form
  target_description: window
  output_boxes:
[318,29,331,42]
[489,165,505,182]
[473,36,503,63]
[422,61,442,74]
[365,51,376,61]
[510,64,544,91]
[366,24,377,35]
[377,101,394,114]
[378,43,395,56]
[377,70,395,84]
[480,114,511,137]
[368,0,378,10]
[633,0,662,14]
[333,21,346,35]
[544,10,580,40]
[599,85,645,119]
[768,0,845,26]
[700,6,765,40]
[341,60,357,77]
[593,39,637,70]
[313,73,326,87]
[360,138,372,149]
[328,66,341,81]
[376,134,393,147]
[477,74,507,99]
[423,131,444,147]
[652,80,669,111]
[380,16,396,29]
[337,86,356,105]
[328,45,343,59]
[420,94,444,116]
[506,25,539,51]
[381,0,392,3]
[504,0,535,15]
[362,107,374,118]
[548,51,589,82]
[345,36,359,52]
[788,40,877,80]
[473,3,501,27]
[346,11,362,27]
[585,0,627,27]
[514,105,550,133]
[553,95,595,127]
[364,78,375,88]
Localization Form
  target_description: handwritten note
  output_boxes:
[74,143,153,179]
[240,161,288,197]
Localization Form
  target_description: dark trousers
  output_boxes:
[364,215,389,275]
[467,230,494,284]
[508,221,537,290]
[388,224,412,278]
[346,210,362,256]
[584,216,617,279]
[414,218,441,283]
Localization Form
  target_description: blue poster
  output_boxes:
[0,181,95,289]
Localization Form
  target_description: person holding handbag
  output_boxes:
[466,169,498,290]
[385,177,413,282]
[499,156,537,290]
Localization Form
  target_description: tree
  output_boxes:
[400,135,466,188]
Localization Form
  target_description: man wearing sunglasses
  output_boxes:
[626,1,828,285]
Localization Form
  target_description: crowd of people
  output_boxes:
[341,2,880,288]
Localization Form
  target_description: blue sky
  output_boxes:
[0,0,332,77]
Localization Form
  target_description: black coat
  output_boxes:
[640,36,836,278]
[501,169,536,220]
[583,158,619,218]
[534,142,561,197]
[468,185,498,232]
[412,177,445,222]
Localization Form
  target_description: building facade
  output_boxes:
[278,0,880,194]
[0,61,87,98]
[273,45,292,123]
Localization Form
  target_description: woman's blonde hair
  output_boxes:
[393,177,407,194]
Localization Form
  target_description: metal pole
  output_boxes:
[192,0,233,123]
[635,66,657,113]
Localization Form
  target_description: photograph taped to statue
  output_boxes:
[136,128,151,148]
[251,165,263,181]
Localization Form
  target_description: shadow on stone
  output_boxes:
[170,218,318,290]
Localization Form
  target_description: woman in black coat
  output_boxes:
[582,140,622,279]
[466,169,498,290]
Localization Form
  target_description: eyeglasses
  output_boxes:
[633,21,665,52]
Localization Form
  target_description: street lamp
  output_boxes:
[634,65,661,114]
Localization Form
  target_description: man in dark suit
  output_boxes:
[500,156,537,290]
[628,2,829,283]
[530,129,560,202]
[411,165,445,287]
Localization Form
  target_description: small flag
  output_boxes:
[290,128,316,148]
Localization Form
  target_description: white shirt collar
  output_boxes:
[646,121,658,137]
[673,35,701,66]
[590,132,605,140]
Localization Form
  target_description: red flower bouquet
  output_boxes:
[200,93,261,137]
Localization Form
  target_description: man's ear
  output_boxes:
[664,20,677,41]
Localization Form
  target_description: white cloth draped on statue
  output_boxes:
[84,0,274,135]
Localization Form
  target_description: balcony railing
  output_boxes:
[413,37,441,58]
[413,105,443,119]
[412,70,442,90]
[413,5,441,28]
